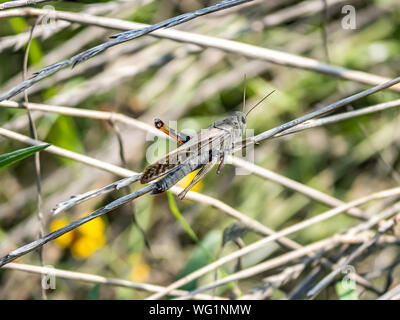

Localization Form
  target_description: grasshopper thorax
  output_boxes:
[209,111,246,138]
[232,111,247,137]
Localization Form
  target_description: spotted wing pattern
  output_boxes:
[140,127,227,184]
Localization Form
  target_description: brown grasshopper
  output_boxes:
[140,91,274,199]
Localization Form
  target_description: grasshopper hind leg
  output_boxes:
[178,159,217,200]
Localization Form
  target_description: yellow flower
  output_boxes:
[71,216,106,259]
[78,216,106,245]
[51,215,106,259]
[50,218,74,248]
[129,253,150,283]
[79,216,106,235]
[130,264,150,283]
[176,170,203,193]
[70,237,99,259]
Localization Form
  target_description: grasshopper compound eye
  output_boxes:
[154,118,164,129]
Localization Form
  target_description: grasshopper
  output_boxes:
[52,89,273,215]
[140,90,274,199]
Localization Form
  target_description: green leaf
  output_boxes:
[128,1,159,24]
[26,39,43,65]
[8,17,28,34]
[335,280,359,300]
[167,191,216,261]
[166,191,200,244]
[8,17,43,65]
[0,144,50,170]
[177,230,221,291]
[167,191,233,293]
[87,283,101,300]
[46,115,84,165]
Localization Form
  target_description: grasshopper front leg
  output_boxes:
[216,153,225,174]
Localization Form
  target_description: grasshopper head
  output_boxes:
[232,111,246,136]
[209,111,246,137]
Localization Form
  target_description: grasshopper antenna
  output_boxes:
[245,89,275,118]
[242,74,247,113]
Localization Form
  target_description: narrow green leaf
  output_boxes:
[46,115,84,165]
[167,191,234,293]
[0,144,50,170]
[166,190,200,243]
[177,231,221,291]
[87,283,101,300]
[167,191,218,261]
[335,280,359,300]
[8,17,28,34]
[8,17,43,65]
